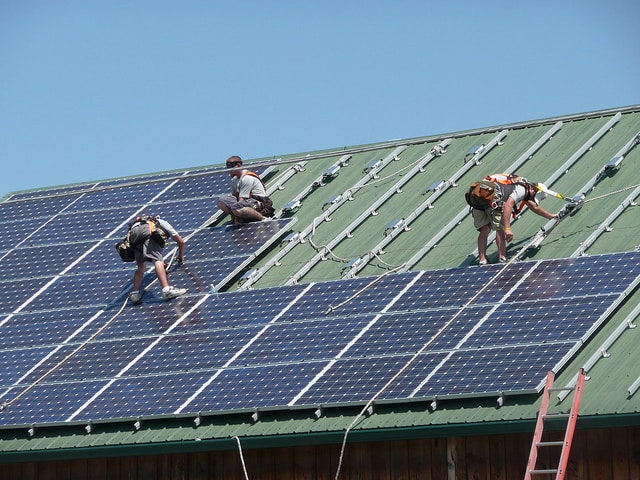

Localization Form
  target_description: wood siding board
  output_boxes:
[488,434,506,480]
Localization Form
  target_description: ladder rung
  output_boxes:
[530,468,559,475]
[543,413,570,419]
[537,441,565,447]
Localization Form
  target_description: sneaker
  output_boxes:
[479,259,488,266]
[498,257,509,263]
[162,286,187,300]
[129,291,142,305]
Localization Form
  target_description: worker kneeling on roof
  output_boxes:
[217,155,274,226]
[465,173,558,265]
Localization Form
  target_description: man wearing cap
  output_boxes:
[217,155,273,225]
[472,173,558,265]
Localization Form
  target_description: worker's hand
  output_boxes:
[504,228,514,242]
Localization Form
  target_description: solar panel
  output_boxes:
[1,251,639,426]
[0,195,81,223]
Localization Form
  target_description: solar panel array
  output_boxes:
[0,203,638,430]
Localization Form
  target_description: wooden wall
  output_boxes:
[2,426,639,479]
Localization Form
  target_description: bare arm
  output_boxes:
[172,234,185,263]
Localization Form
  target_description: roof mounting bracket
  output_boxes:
[464,144,485,164]
[314,406,323,418]
[322,195,341,210]
[282,200,302,213]
[134,418,142,431]
[430,398,438,411]
[604,155,624,171]
[430,144,447,156]
[194,413,201,427]
[251,409,259,422]
[322,165,341,180]
[85,421,93,433]
[496,393,504,407]
[384,219,408,236]
[600,348,611,358]
[362,159,383,176]
[281,232,301,246]
[341,257,363,274]
[426,180,446,194]
[28,425,36,437]
[238,269,258,285]
[293,162,306,172]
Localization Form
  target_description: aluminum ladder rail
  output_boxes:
[524,368,586,480]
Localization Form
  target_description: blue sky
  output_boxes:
[1,1,638,198]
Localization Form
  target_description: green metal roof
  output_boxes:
[2,105,640,461]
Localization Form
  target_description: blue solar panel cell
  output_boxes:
[0,218,44,252]
[0,196,80,223]
[127,326,263,376]
[293,356,414,406]
[0,278,55,314]
[346,308,486,358]
[98,296,205,339]
[72,372,211,422]
[140,198,219,232]
[465,295,620,349]
[66,182,172,212]
[0,379,109,426]
[184,362,327,413]
[161,172,229,201]
[22,207,134,247]
[406,343,575,398]
[511,252,640,301]
[185,285,307,330]
[187,219,294,261]
[0,243,97,280]
[0,307,102,349]
[233,316,371,366]
[23,271,131,312]
[0,346,56,388]
[17,340,150,385]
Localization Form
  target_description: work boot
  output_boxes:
[235,207,265,223]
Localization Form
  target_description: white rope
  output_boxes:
[234,436,250,480]
[581,183,640,204]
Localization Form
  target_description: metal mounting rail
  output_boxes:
[474,113,623,261]
[238,146,408,290]
[340,129,508,278]
[400,121,563,271]
[516,115,631,258]
[272,156,350,219]
[286,139,452,284]
[570,130,640,257]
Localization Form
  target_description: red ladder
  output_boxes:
[524,368,586,480]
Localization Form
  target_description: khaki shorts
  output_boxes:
[472,207,504,231]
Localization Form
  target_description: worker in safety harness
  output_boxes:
[217,155,274,225]
[128,215,187,305]
[470,173,558,265]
